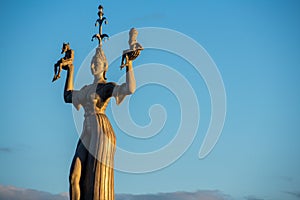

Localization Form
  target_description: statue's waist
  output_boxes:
[84,110,106,117]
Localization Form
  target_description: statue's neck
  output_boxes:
[93,72,106,84]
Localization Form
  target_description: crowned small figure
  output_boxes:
[120,28,143,69]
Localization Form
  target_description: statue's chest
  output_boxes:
[65,50,72,58]
[87,91,101,104]
[84,85,108,109]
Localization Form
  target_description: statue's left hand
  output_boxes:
[62,64,74,71]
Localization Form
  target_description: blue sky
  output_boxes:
[0,0,300,200]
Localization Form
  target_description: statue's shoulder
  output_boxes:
[79,84,89,93]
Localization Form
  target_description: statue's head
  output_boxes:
[61,42,70,54]
[90,47,108,80]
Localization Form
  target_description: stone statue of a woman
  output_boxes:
[63,42,136,200]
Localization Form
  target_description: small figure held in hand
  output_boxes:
[52,43,74,82]
[120,28,143,69]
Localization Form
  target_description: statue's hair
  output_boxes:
[63,42,70,47]
[129,28,137,35]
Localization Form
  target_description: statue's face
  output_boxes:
[131,32,137,39]
[61,44,69,53]
[90,47,108,78]
[91,61,108,76]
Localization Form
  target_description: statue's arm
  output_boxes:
[63,64,75,103]
[124,60,136,94]
[112,59,136,105]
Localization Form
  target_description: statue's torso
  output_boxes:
[64,49,73,59]
[79,83,114,117]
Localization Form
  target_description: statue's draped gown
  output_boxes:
[68,82,126,200]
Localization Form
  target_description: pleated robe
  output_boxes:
[69,82,126,200]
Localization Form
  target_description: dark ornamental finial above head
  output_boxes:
[92,4,109,46]
[98,5,103,17]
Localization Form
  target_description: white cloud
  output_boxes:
[0,185,232,200]
[0,185,67,200]
[116,190,232,200]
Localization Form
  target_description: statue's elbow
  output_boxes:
[63,95,69,103]
[64,91,72,103]
[128,87,135,95]
[63,96,68,103]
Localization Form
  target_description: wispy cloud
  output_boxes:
[116,190,232,200]
[0,185,232,200]
[0,147,12,153]
[278,175,294,183]
[244,195,265,200]
[284,191,300,199]
[0,185,67,200]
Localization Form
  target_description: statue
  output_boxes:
[52,42,74,82]
[55,4,142,200]
[120,28,143,69]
